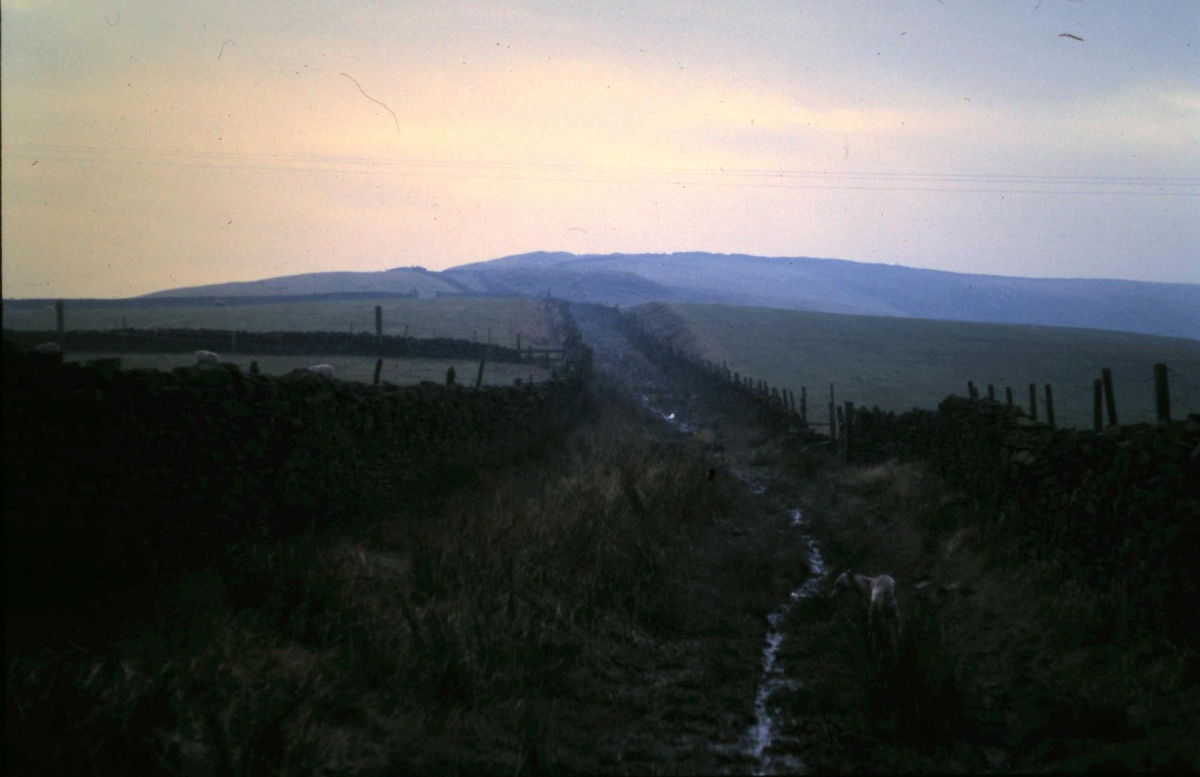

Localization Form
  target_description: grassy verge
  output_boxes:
[775,457,1200,772]
[5,378,790,775]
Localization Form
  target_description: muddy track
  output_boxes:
[570,304,830,774]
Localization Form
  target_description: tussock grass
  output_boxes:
[5,381,755,775]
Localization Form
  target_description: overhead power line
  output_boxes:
[4,141,1198,196]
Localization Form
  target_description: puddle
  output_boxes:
[745,508,826,775]
[731,467,768,496]
[640,393,694,434]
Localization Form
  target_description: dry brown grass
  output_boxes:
[5,382,766,775]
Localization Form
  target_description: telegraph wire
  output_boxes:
[5,148,1197,196]
[4,141,1198,192]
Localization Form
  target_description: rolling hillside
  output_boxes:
[143,267,468,298]
[629,301,1200,430]
[448,252,1200,341]
[26,251,1199,341]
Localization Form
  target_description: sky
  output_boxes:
[2,0,1197,298]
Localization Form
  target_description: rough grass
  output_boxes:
[5,381,771,775]
[777,457,1200,772]
[2,296,552,346]
[631,301,1200,429]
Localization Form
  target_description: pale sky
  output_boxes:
[2,0,1197,297]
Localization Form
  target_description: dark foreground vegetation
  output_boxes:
[5,358,810,774]
[774,453,1200,773]
[6,302,1199,773]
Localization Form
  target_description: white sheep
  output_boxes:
[834,570,903,659]
[308,364,334,377]
[33,342,62,354]
[195,350,220,365]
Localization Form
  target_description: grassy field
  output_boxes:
[3,296,552,347]
[65,352,551,386]
[631,302,1200,429]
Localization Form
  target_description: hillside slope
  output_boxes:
[447,252,1200,340]
[144,267,464,298]
[629,301,1200,429]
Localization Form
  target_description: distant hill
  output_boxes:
[446,252,1200,340]
[126,251,1200,340]
[143,267,466,298]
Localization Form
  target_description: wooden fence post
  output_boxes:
[446,365,456,386]
[829,383,837,442]
[374,358,383,386]
[734,371,740,385]
[837,406,847,460]
[1154,363,1171,422]
[987,384,995,401]
[1028,383,1038,421]
[475,346,489,389]
[1102,368,1118,427]
[55,300,64,344]
[801,387,807,424]
[1044,384,1055,429]
[844,401,854,462]
[1093,379,1103,432]
[968,381,978,399]
[1005,387,1013,408]
[375,305,383,353]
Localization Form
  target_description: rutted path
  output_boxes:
[571,304,832,774]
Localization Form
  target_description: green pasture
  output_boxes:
[3,296,551,347]
[633,302,1200,429]
[65,352,551,387]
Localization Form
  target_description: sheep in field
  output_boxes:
[834,570,903,660]
[33,342,62,354]
[195,350,220,365]
[308,364,334,377]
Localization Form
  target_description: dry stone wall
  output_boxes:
[4,328,526,362]
[932,396,1200,643]
[2,338,590,607]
